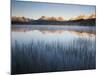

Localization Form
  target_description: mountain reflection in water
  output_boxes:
[11,27,96,74]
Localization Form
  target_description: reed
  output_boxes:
[11,37,96,74]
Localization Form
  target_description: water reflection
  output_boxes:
[12,25,96,32]
[11,26,96,74]
[12,29,95,44]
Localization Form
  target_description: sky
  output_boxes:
[12,0,96,20]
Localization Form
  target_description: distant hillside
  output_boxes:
[11,16,33,24]
[11,15,96,26]
[38,16,65,21]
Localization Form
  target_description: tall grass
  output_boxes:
[11,37,96,74]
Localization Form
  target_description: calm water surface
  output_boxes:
[11,25,96,74]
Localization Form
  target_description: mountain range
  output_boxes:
[11,14,96,26]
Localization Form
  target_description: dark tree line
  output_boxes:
[12,18,96,26]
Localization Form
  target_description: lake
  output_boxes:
[11,25,96,74]
[12,25,96,32]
